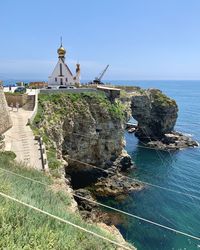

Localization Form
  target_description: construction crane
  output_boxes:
[92,64,109,85]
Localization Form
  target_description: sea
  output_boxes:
[101,80,200,250]
[2,80,200,250]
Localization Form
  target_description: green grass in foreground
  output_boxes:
[0,151,122,250]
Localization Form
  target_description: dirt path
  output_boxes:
[4,107,43,170]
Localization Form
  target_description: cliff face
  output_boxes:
[131,89,178,139]
[34,93,130,169]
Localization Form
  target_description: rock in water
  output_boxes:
[112,150,135,171]
[131,89,178,139]
[93,174,143,197]
[130,88,198,150]
[146,131,199,150]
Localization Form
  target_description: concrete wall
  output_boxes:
[0,87,12,134]
[5,93,28,107]
[97,86,120,102]
[40,88,97,94]
[28,90,39,124]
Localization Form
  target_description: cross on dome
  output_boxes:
[57,36,66,58]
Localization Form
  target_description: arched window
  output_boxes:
[55,77,57,82]
[60,63,63,76]
[66,78,68,82]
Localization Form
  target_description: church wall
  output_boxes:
[48,59,75,86]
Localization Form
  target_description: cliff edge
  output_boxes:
[32,92,140,195]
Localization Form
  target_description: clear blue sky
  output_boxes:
[1,0,200,80]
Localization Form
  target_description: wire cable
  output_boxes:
[1,143,200,201]
[3,129,200,199]
[141,128,174,166]
[73,194,200,241]
[67,157,200,201]
[0,166,200,242]
[0,190,132,250]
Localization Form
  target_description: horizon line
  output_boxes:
[2,78,200,82]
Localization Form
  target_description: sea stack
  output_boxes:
[131,88,178,139]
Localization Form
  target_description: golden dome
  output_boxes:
[57,46,66,56]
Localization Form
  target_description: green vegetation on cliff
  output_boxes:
[152,90,177,107]
[35,92,125,122]
[0,151,126,249]
[32,92,127,170]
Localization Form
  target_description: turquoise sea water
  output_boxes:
[3,80,200,249]
[101,81,200,250]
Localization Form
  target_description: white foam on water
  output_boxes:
[176,130,194,137]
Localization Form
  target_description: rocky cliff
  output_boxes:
[130,88,198,150]
[35,93,127,164]
[32,91,138,249]
[131,89,178,139]
[33,92,136,191]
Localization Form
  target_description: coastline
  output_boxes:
[1,81,198,249]
[55,170,137,249]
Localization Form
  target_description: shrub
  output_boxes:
[0,152,124,249]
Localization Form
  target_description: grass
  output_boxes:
[36,92,126,121]
[46,147,61,170]
[0,151,127,249]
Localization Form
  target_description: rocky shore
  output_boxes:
[93,174,143,197]
[73,188,124,224]
[144,131,199,151]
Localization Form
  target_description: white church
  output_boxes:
[48,41,80,87]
